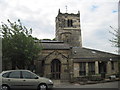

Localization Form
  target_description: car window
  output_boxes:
[2,72,10,78]
[9,71,21,78]
[22,71,37,79]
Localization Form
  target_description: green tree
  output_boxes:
[1,19,41,70]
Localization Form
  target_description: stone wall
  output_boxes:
[36,49,72,81]
[73,63,79,77]
[55,12,82,47]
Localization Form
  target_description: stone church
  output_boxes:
[35,9,119,82]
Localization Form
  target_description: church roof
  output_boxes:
[41,40,70,50]
[39,40,119,62]
[72,47,119,62]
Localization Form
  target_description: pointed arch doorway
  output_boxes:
[51,59,61,79]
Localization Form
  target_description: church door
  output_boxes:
[51,59,61,79]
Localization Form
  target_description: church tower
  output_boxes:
[55,9,82,47]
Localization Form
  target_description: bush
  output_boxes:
[90,76,103,81]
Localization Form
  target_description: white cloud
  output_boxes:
[0,0,119,54]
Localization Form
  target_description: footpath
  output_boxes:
[78,78,120,85]
[53,78,120,86]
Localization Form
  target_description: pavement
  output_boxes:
[78,78,120,85]
[53,78,120,88]
[54,81,119,88]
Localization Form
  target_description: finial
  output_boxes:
[65,5,68,13]
[58,9,61,14]
[78,10,80,16]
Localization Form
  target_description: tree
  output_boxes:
[109,26,120,77]
[1,19,41,70]
[109,26,120,54]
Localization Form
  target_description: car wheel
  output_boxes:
[1,85,10,90]
[38,84,47,90]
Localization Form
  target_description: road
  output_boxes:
[54,81,119,88]
[11,81,119,90]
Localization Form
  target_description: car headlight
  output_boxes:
[49,80,53,83]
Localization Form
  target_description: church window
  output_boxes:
[67,19,73,27]
[111,61,114,70]
[88,62,95,75]
[65,35,69,42]
[79,62,86,75]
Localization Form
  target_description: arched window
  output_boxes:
[67,19,73,27]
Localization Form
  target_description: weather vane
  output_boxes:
[65,5,68,13]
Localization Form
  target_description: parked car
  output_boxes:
[0,70,53,90]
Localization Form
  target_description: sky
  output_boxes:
[0,0,119,54]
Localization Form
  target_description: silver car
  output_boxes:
[0,70,53,90]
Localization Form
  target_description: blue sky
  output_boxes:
[0,0,119,54]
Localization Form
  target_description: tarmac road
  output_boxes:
[10,81,120,90]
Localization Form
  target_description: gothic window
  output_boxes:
[67,19,73,27]
[79,62,86,75]
[88,62,95,75]
[65,34,71,43]
[111,61,114,70]
[70,20,73,27]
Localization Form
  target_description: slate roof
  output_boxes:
[72,47,119,62]
[39,40,119,62]
[41,40,70,50]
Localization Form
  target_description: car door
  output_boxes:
[7,71,23,89]
[21,71,39,89]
